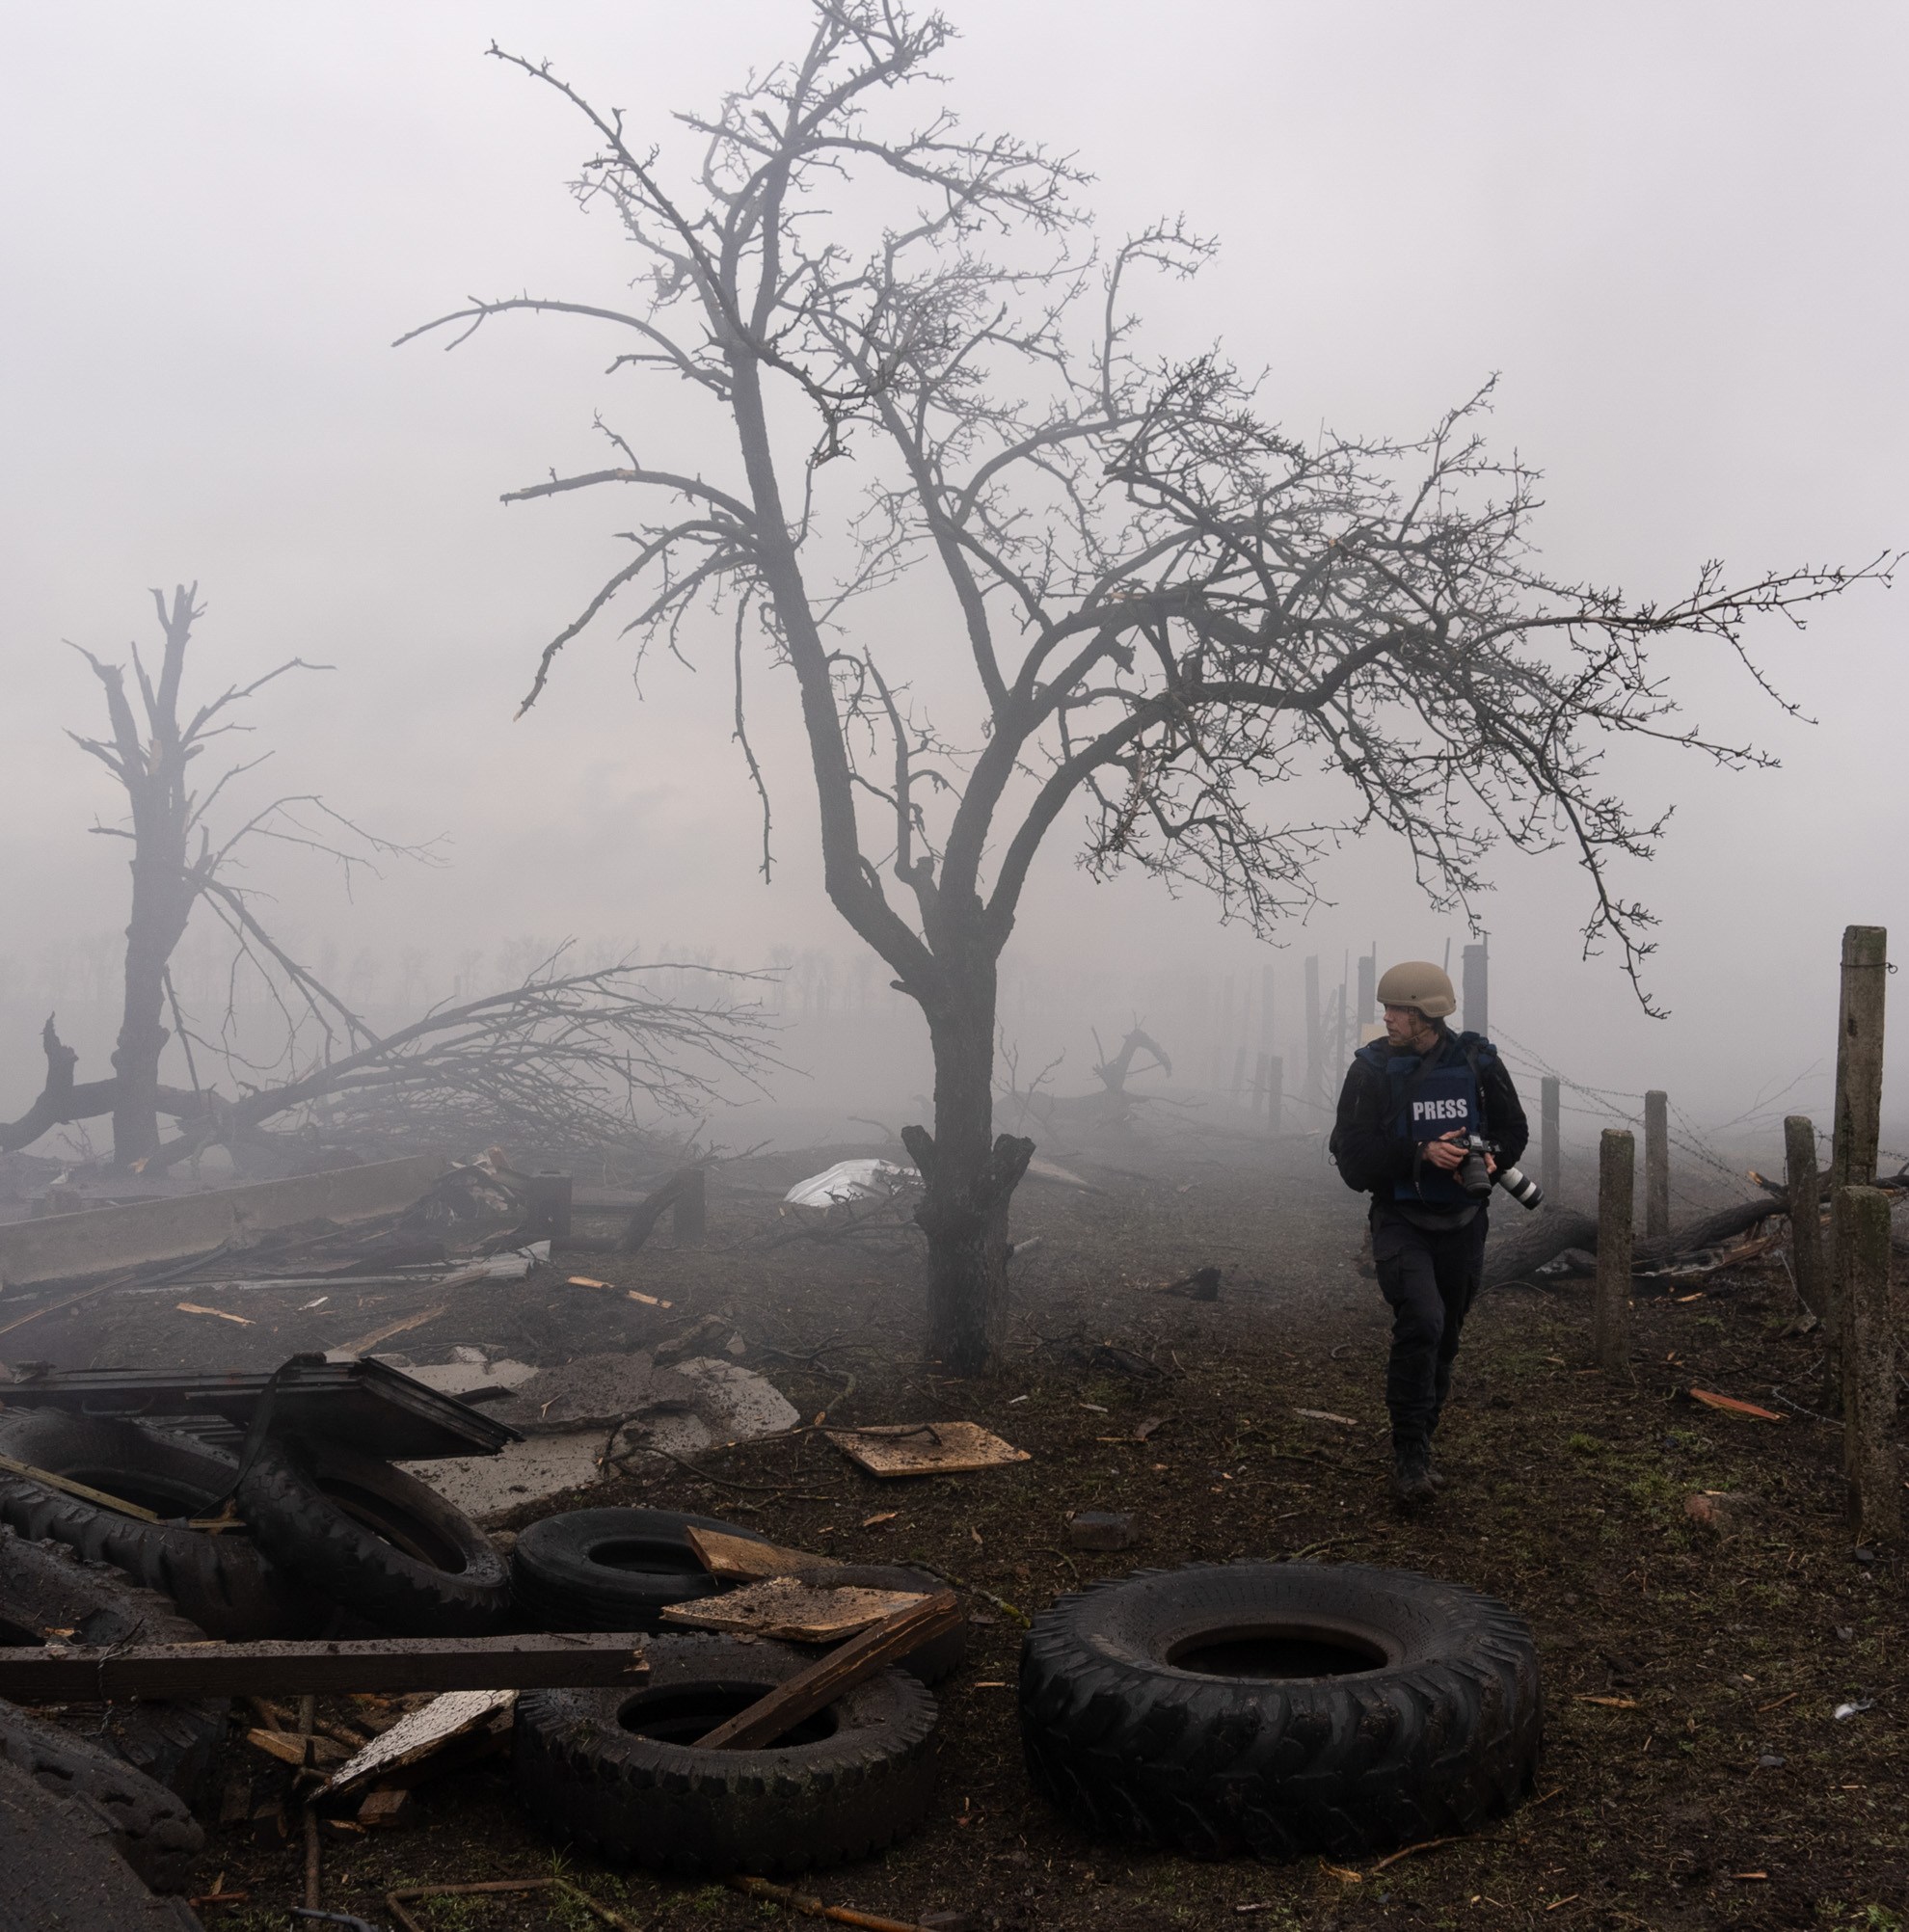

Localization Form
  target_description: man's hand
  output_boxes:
[1424,1129,1496,1175]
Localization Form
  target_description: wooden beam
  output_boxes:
[696,1591,960,1751]
[0,1632,647,1703]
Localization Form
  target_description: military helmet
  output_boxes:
[1376,959,1457,1020]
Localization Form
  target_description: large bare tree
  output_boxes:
[407,3,1887,1371]
[3,587,766,1168]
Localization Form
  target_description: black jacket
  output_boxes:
[1331,1027,1529,1201]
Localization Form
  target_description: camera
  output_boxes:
[1457,1134,1545,1212]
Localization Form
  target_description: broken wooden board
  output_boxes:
[660,1578,925,1642]
[1685,1387,1786,1422]
[246,1726,349,1768]
[698,1591,962,1750]
[0,1632,647,1703]
[0,1153,450,1289]
[825,1420,1029,1477]
[322,1689,517,1799]
[684,1524,838,1581]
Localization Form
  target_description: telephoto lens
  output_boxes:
[1493,1162,1545,1211]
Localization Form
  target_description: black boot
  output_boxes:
[1390,1440,1436,1505]
[1426,1364,1454,1489]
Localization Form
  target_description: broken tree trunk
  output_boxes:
[904,991,1034,1376]
[590,1167,709,1254]
[1480,1176,1892,1291]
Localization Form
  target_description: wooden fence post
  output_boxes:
[1304,956,1322,1104]
[1783,1115,1826,1319]
[1268,1056,1284,1134]
[1827,925,1888,1409]
[1837,1185,1900,1542]
[1594,1129,1634,1374]
[1540,1076,1561,1199]
[1462,941,1489,1039]
[1643,1089,1670,1241]
[673,1167,708,1247]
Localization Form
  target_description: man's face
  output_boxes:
[1383,1003,1432,1050]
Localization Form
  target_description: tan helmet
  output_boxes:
[1376,960,1457,1020]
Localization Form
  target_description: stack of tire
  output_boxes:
[0,1404,961,1880]
[0,1527,215,1930]
[0,1411,512,1640]
[0,1407,515,1924]
[505,1507,962,1874]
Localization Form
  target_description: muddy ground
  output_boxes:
[4,1122,1903,1932]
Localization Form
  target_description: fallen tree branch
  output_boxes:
[1483,1167,1909,1287]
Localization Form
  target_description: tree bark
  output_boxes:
[110,857,193,1168]
[901,962,1034,1374]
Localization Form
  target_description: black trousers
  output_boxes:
[1370,1201,1490,1452]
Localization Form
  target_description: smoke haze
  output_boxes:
[3,1,1903,1156]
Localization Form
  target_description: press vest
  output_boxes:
[1353,1033,1492,1210]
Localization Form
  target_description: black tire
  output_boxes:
[513,1631,939,1874]
[0,1412,320,1642]
[0,1758,204,1932]
[1018,1562,1542,1860]
[510,1509,774,1631]
[0,1700,203,1893]
[235,1435,510,1637]
[0,1527,226,1805]
[791,1565,969,1686]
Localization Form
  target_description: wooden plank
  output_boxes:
[825,1420,1029,1476]
[0,1632,648,1703]
[0,1452,165,1523]
[661,1579,925,1642]
[0,1154,451,1289]
[336,1303,449,1356]
[684,1524,837,1581]
[696,1591,960,1751]
[322,1689,517,1798]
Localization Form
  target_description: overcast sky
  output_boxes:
[2,2,1903,1135]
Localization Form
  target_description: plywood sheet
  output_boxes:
[659,1578,925,1642]
[825,1421,1029,1476]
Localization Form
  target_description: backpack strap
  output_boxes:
[1381,1034,1455,1132]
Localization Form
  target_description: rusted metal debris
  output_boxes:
[0,1355,519,1462]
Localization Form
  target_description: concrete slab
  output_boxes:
[487,1352,698,1436]
[613,1355,799,1464]
[398,1358,538,1400]
[670,1356,801,1439]
[402,1431,607,1524]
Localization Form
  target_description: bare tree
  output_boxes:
[3,588,768,1167]
[406,3,1889,1371]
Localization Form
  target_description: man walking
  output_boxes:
[1331,961,1528,1504]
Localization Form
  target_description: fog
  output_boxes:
[3,1,1904,1166]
